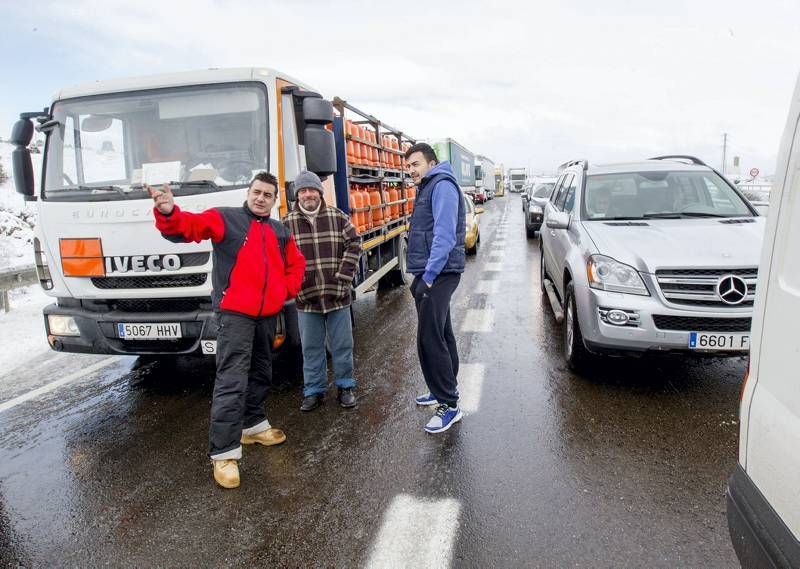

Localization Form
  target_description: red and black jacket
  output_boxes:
[154,203,306,318]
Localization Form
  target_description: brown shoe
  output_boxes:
[213,459,240,489]
[240,427,287,447]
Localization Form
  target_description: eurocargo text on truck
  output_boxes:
[10,67,417,357]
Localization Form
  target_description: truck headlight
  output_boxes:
[587,255,649,296]
[528,204,543,214]
[48,315,80,336]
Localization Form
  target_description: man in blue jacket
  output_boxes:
[404,142,466,434]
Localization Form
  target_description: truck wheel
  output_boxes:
[379,237,411,288]
[563,281,590,371]
[526,224,536,239]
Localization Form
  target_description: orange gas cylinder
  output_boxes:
[346,140,355,164]
[405,184,416,214]
[360,186,372,229]
[388,185,400,219]
[351,186,366,232]
[369,185,384,226]
[349,189,360,231]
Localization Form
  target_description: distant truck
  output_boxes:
[430,138,476,192]
[494,163,505,196]
[508,167,527,192]
[474,154,495,203]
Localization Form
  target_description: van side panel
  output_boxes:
[743,77,800,542]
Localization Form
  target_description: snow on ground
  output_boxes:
[0,139,42,270]
[0,284,52,375]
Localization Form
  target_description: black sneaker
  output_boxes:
[337,388,357,408]
[300,394,324,412]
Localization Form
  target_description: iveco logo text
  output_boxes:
[104,255,181,274]
[716,275,748,305]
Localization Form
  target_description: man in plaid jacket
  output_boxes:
[284,171,362,411]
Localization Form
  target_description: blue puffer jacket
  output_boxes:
[406,161,466,282]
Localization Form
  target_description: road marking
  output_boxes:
[461,308,494,332]
[0,357,124,414]
[366,494,461,569]
[489,253,505,263]
[484,263,503,272]
[458,363,485,413]
[475,280,500,294]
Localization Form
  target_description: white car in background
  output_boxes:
[726,75,800,569]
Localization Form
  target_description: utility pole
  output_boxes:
[722,133,728,174]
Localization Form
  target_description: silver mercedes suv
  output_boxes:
[539,156,765,369]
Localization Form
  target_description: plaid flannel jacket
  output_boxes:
[284,199,362,313]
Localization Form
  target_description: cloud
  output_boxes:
[3,0,799,174]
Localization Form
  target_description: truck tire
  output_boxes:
[563,281,590,371]
[379,237,411,288]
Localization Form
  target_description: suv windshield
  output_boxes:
[43,83,268,202]
[582,170,754,220]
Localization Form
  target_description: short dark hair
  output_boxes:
[404,142,438,164]
[250,171,278,190]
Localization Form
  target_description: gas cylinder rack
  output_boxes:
[331,97,416,296]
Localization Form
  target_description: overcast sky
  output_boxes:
[2,0,799,176]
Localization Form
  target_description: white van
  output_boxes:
[726,75,800,567]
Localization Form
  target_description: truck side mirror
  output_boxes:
[10,117,35,201]
[302,98,336,177]
[284,180,296,204]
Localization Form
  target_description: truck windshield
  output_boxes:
[43,83,268,201]
[582,170,755,220]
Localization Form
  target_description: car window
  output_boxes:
[534,183,555,198]
[563,176,578,213]
[549,175,566,205]
[554,174,574,210]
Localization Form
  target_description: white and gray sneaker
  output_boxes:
[424,404,463,434]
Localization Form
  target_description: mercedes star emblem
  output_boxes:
[716,275,748,305]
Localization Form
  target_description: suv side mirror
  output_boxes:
[11,117,36,201]
[546,210,570,230]
[284,180,296,204]
[302,98,336,176]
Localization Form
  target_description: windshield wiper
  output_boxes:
[643,212,682,219]
[48,185,129,196]
[679,212,735,218]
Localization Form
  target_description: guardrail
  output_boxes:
[0,264,38,312]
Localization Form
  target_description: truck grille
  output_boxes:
[655,268,757,307]
[652,315,752,332]
[92,273,208,289]
[110,298,210,313]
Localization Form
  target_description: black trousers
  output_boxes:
[411,273,461,408]
[209,311,276,458]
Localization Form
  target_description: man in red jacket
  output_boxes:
[148,172,305,489]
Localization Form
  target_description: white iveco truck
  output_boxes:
[10,68,415,356]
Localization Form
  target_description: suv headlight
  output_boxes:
[587,255,649,296]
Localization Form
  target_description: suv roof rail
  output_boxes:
[558,159,589,172]
[649,155,707,166]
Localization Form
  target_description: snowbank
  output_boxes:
[0,285,52,375]
[0,140,41,270]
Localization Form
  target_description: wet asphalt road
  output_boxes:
[0,196,746,568]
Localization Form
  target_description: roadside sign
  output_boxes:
[749,167,760,177]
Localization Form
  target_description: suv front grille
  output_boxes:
[655,268,757,307]
[92,273,208,289]
[652,315,752,332]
